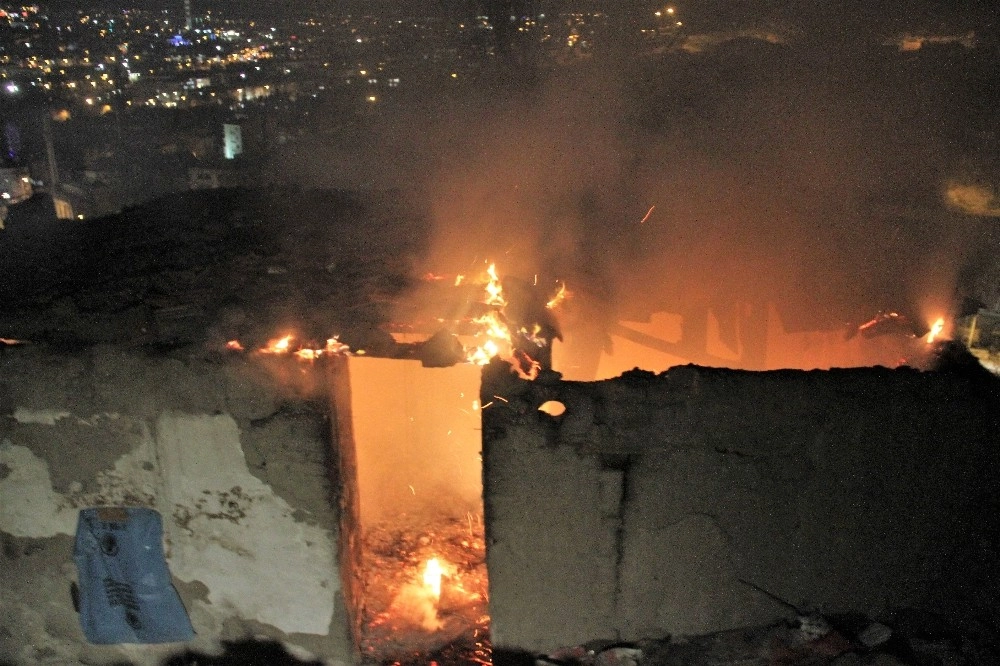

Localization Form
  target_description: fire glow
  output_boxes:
[385,557,448,632]
[423,557,444,599]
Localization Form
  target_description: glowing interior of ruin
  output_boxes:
[340,357,490,664]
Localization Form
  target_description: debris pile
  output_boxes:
[528,607,1000,666]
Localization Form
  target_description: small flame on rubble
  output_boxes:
[368,553,483,646]
[361,518,490,664]
[382,556,447,633]
[423,557,444,601]
[225,340,244,352]
[256,334,352,360]
[926,317,946,344]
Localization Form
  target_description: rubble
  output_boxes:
[530,608,996,666]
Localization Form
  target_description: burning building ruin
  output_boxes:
[2,264,999,665]
[1,189,999,665]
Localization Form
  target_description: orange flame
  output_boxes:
[423,557,443,600]
[546,282,568,310]
[926,317,946,344]
[382,556,449,632]
[484,263,505,307]
[466,265,511,368]
[462,263,564,380]
[263,334,294,354]
[258,335,351,360]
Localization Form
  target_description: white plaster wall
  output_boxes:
[156,412,338,636]
[0,438,76,537]
[0,404,343,657]
[0,411,160,538]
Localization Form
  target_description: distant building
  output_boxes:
[187,166,243,190]
[0,166,32,205]
[223,123,243,159]
[51,180,121,220]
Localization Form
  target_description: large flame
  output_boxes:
[463,263,565,380]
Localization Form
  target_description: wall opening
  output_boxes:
[331,355,490,664]
[552,303,936,380]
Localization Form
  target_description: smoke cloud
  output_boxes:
[281,14,999,362]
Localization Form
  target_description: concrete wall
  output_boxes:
[7,343,999,662]
[481,360,1000,653]
[0,344,352,666]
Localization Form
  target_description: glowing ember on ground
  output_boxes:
[225,340,244,351]
[926,317,946,344]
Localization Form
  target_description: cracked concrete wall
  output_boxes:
[0,344,353,666]
[481,360,1000,653]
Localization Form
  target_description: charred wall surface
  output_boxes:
[0,344,352,666]
[481,360,1000,652]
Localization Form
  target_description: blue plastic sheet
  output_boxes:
[73,506,195,644]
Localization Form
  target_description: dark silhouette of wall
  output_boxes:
[481,358,1000,651]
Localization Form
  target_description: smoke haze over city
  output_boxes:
[3,0,999,365]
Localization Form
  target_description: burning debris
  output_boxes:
[853,311,919,339]
[445,263,567,380]
[217,263,567,381]
[221,334,357,360]
[359,516,490,665]
[257,334,354,361]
